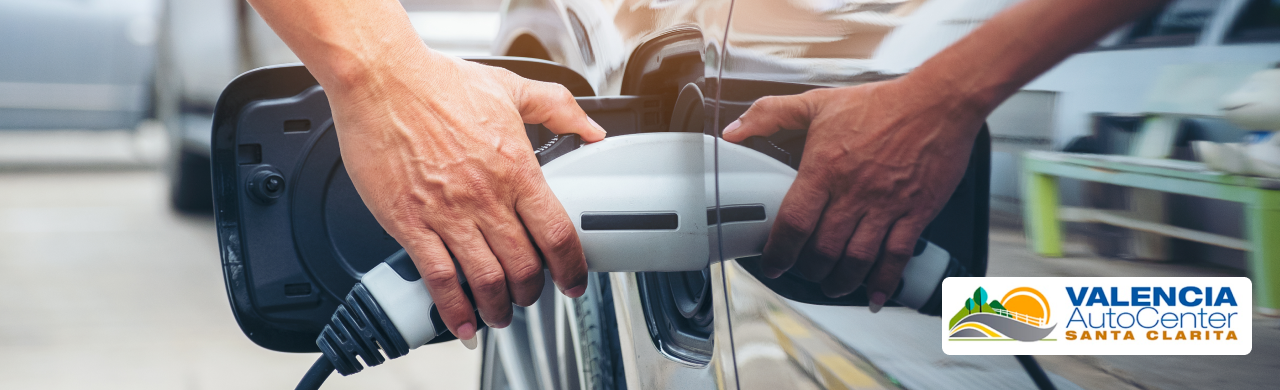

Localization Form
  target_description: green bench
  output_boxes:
[1022,150,1280,314]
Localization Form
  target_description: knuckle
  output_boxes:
[507,257,544,287]
[435,294,471,319]
[843,246,879,264]
[422,262,458,288]
[541,217,579,256]
[812,241,844,262]
[509,266,545,306]
[775,210,815,237]
[553,86,576,104]
[469,268,508,298]
[884,241,915,261]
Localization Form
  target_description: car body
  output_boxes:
[0,0,158,130]
[485,1,1280,388]
[483,1,1004,389]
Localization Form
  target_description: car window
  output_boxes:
[1224,0,1280,43]
[1114,0,1221,48]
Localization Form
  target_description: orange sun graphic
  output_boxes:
[1000,287,1050,326]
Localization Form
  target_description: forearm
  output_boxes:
[245,0,434,95]
[904,0,1168,124]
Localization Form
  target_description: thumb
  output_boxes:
[722,94,817,143]
[515,80,607,143]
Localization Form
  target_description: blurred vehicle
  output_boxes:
[155,0,500,212]
[0,0,159,130]
[1027,0,1280,146]
[481,1,1013,390]
[1000,0,1280,220]
[850,0,1279,266]
[155,0,296,212]
[860,0,1280,221]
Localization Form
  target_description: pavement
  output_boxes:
[0,129,480,390]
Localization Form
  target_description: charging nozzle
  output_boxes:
[299,250,483,389]
[315,282,410,376]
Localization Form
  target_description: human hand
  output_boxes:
[327,50,606,342]
[722,76,984,312]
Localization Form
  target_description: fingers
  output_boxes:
[515,80,607,142]
[760,176,830,278]
[436,227,514,329]
[515,180,588,298]
[792,204,863,282]
[862,217,928,313]
[403,230,480,341]
[477,213,546,307]
[722,94,818,143]
[819,212,895,298]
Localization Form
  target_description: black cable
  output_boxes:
[1015,355,1057,390]
[296,356,335,390]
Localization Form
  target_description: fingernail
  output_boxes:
[456,322,477,348]
[762,266,785,279]
[563,284,587,298]
[487,316,511,329]
[869,292,887,314]
[587,116,606,134]
[461,335,478,350]
[723,119,742,135]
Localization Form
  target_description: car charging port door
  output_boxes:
[210,58,672,352]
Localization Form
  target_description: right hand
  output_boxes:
[327,50,606,342]
[722,76,983,311]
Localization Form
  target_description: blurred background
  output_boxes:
[0,0,1277,389]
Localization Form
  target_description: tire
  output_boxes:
[571,273,627,390]
[155,5,213,215]
[169,147,213,214]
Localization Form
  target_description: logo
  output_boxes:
[947,286,1057,342]
[942,277,1252,355]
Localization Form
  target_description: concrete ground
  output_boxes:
[0,129,480,390]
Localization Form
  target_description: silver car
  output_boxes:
[0,0,157,130]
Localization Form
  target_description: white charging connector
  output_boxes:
[300,133,963,389]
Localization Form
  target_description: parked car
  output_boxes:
[0,0,158,130]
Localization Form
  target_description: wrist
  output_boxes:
[897,63,1006,120]
[318,34,441,97]
[887,70,992,142]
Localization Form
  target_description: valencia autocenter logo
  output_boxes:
[948,286,1056,342]
[941,277,1252,355]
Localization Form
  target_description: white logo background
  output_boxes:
[942,277,1252,355]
